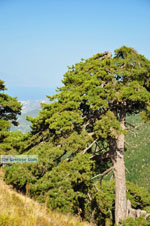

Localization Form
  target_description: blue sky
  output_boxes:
[0,0,150,100]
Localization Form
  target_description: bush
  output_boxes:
[121,216,150,226]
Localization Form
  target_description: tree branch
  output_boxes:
[95,51,112,61]
[145,214,150,220]
[125,167,129,173]
[87,192,92,201]
[88,132,95,137]
[83,121,90,130]
[90,151,110,160]
[94,183,99,192]
[125,141,130,146]
[125,122,136,128]
[91,166,114,181]
[100,167,114,186]
[82,139,98,154]
[130,130,137,137]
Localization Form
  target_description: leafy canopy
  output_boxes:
[28,46,150,144]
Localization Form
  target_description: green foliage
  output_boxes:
[94,111,122,138]
[0,131,28,155]
[4,164,37,190]
[26,46,150,148]
[126,182,150,212]
[121,217,150,226]
[0,80,22,129]
[3,47,150,225]
[5,150,150,226]
[0,80,22,155]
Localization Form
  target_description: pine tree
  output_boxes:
[26,46,150,224]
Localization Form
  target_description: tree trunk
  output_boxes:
[110,111,127,225]
[114,147,127,224]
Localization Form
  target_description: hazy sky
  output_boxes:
[0,0,150,100]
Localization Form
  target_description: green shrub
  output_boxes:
[121,216,150,226]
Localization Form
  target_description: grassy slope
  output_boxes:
[0,169,90,226]
[125,114,150,191]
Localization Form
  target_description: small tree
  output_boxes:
[0,80,22,140]
[27,46,150,224]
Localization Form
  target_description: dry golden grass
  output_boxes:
[0,168,91,226]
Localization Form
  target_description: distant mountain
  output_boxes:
[11,99,49,133]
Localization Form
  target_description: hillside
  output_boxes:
[125,114,150,191]
[0,169,90,226]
